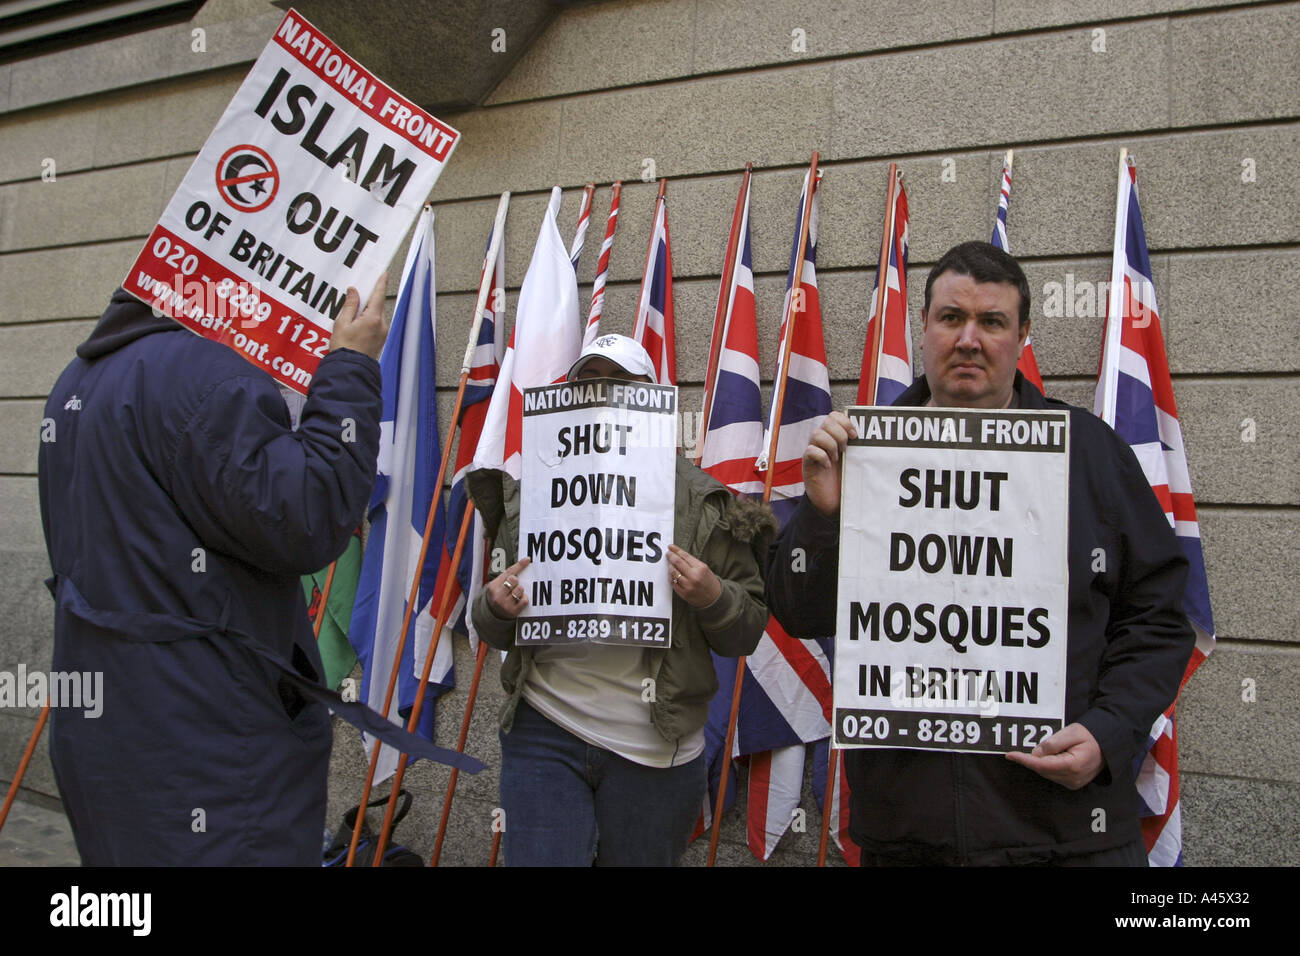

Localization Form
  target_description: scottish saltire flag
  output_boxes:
[859,170,912,405]
[988,150,1045,394]
[584,182,622,347]
[348,208,447,783]
[429,212,508,661]
[474,187,581,479]
[1095,153,1216,867]
[633,191,677,386]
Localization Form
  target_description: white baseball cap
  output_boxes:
[566,333,658,384]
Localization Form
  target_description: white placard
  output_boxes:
[517,379,677,646]
[833,407,1070,754]
[122,8,459,394]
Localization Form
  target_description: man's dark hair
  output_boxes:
[923,241,1031,328]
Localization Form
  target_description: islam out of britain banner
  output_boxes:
[833,407,1070,755]
[123,8,459,393]
[516,379,677,647]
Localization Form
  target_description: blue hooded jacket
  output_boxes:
[38,290,478,865]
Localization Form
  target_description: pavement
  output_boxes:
[0,798,81,866]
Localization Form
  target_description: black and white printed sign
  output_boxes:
[833,407,1070,754]
[123,8,458,394]
[516,379,677,646]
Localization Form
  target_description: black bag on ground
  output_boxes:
[323,790,423,867]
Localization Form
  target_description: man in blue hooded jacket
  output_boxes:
[38,279,390,865]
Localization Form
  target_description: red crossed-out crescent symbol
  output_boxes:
[216,144,279,213]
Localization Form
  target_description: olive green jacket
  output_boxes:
[468,457,774,745]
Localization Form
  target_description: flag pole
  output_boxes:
[1097,149,1130,426]
[429,607,490,866]
[708,152,819,866]
[370,503,475,863]
[311,559,339,639]
[695,164,752,468]
[861,164,899,402]
[585,182,622,342]
[0,702,50,835]
[345,195,510,866]
[761,153,820,501]
[817,164,896,866]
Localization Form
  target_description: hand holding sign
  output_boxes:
[329,272,389,359]
[803,411,858,516]
[1005,722,1103,790]
[667,545,721,609]
[486,558,532,620]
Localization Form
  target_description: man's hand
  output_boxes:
[485,558,531,620]
[803,411,858,516]
[667,544,721,609]
[1005,722,1104,790]
[329,273,389,360]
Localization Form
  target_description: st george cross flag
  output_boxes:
[860,168,912,406]
[348,207,448,784]
[726,168,836,860]
[633,187,677,386]
[1095,151,1216,866]
[432,209,508,659]
[473,187,582,479]
[989,150,1045,394]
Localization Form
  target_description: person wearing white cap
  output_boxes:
[468,334,773,866]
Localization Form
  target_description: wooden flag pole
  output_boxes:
[429,629,490,866]
[345,195,509,866]
[695,164,752,469]
[817,165,896,866]
[708,152,819,867]
[0,702,50,835]
[370,503,475,864]
[762,153,820,502]
[489,828,502,866]
[861,164,898,406]
[311,558,339,640]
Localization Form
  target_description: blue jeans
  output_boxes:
[498,699,706,866]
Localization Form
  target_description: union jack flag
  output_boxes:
[723,168,837,860]
[430,211,507,659]
[989,150,1045,394]
[1094,152,1216,867]
[633,186,677,386]
[860,167,912,405]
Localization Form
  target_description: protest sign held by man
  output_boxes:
[767,241,1194,866]
[469,334,775,866]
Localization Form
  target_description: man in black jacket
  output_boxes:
[766,242,1194,865]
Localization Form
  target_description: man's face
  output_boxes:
[920,272,1029,409]
[573,356,651,383]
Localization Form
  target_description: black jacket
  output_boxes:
[765,373,1194,864]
